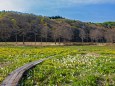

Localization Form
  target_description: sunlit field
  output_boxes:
[0,0,115,86]
[0,45,115,86]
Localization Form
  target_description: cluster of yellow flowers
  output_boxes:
[19,46,115,86]
[0,46,78,83]
[0,46,115,85]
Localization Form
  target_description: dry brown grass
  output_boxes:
[0,42,115,46]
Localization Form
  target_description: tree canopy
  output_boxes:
[0,11,115,43]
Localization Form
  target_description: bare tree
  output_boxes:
[113,29,115,43]
[0,20,12,43]
[29,19,39,45]
[0,28,11,42]
[20,23,30,45]
[53,23,63,44]
[39,17,49,45]
[89,29,103,43]
[11,19,19,45]
[40,24,49,44]
[59,21,73,42]
[50,20,61,44]
[61,28,73,42]
[90,30,95,42]
[104,29,115,43]
[51,28,58,44]
[79,29,86,43]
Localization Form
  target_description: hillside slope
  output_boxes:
[0,11,115,43]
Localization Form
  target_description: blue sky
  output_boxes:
[0,0,115,22]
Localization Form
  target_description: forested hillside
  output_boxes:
[0,11,115,43]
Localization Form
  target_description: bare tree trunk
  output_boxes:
[23,35,25,45]
[4,39,7,44]
[96,39,98,43]
[86,38,88,42]
[81,38,83,43]
[102,39,104,43]
[15,34,18,46]
[54,36,56,45]
[35,35,36,45]
[63,38,66,45]
[41,37,42,45]
[54,38,56,45]
[95,40,97,45]
[86,35,88,42]
[46,37,47,44]
[59,37,61,45]
[91,39,93,43]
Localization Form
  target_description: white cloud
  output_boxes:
[0,0,34,11]
[0,0,115,12]
[61,0,115,4]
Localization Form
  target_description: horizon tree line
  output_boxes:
[0,11,115,44]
